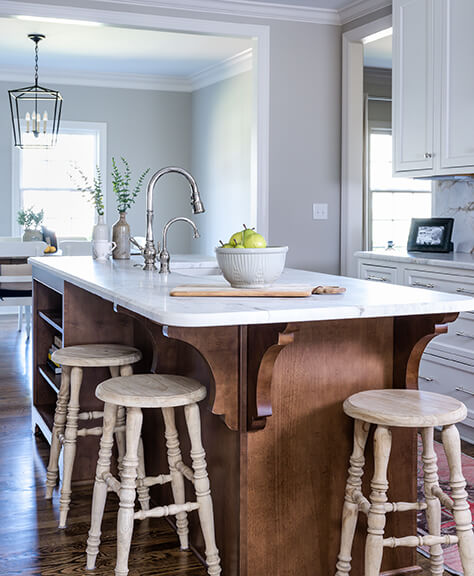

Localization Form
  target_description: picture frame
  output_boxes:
[407,218,454,253]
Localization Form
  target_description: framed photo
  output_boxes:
[407,218,454,253]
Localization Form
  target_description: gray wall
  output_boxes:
[13,0,343,274]
[191,71,252,255]
[1,81,193,253]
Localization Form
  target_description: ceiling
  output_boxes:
[0,16,253,80]
[364,34,392,69]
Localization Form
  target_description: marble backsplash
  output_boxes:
[434,180,474,253]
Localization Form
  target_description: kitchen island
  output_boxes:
[31,256,473,576]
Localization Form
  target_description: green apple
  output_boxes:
[244,232,267,248]
[232,239,245,249]
[229,224,255,246]
[219,240,234,248]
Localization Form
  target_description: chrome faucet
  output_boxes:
[159,217,200,274]
[142,166,205,271]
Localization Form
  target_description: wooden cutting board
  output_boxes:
[170,284,346,297]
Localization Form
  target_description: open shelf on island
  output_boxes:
[38,364,61,394]
[32,404,55,442]
[38,310,63,334]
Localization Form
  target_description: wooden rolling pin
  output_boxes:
[170,284,346,297]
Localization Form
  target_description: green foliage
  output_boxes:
[70,165,105,216]
[112,157,150,213]
[17,207,44,230]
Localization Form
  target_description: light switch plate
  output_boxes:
[313,203,328,220]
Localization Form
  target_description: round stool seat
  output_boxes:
[96,374,207,408]
[52,344,142,367]
[343,389,467,428]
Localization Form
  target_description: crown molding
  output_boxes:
[339,0,392,25]
[0,49,253,92]
[0,0,393,28]
[0,67,193,91]
[81,0,341,25]
[191,48,252,91]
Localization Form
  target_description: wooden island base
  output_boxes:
[33,280,457,576]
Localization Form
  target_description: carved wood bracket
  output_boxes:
[393,312,459,389]
[247,323,296,431]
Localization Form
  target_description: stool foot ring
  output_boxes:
[383,534,459,548]
[134,501,200,520]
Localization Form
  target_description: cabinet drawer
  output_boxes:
[419,354,474,428]
[359,263,397,284]
[426,311,474,364]
[404,268,474,296]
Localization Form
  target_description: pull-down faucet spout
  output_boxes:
[142,166,204,271]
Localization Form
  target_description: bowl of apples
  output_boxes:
[215,225,288,288]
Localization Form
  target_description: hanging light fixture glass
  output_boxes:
[8,34,63,149]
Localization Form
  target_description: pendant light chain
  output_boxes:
[34,38,39,87]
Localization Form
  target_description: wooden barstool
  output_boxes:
[85,373,221,576]
[335,389,474,576]
[46,344,143,529]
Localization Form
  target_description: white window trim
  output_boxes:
[11,120,107,237]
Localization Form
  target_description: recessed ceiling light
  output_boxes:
[362,27,392,45]
[15,15,103,27]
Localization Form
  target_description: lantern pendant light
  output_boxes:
[8,34,63,149]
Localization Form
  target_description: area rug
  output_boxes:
[417,435,474,575]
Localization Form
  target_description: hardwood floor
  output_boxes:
[0,316,471,575]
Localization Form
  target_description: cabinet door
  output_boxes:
[439,0,474,170]
[393,0,434,173]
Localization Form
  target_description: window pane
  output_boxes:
[23,189,95,239]
[21,132,97,190]
[369,132,431,192]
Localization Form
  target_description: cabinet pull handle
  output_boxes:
[419,375,434,382]
[424,152,432,159]
[455,386,474,397]
[456,287,474,295]
[455,331,474,340]
[366,275,388,282]
[412,281,435,289]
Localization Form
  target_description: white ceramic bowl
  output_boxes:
[215,246,288,288]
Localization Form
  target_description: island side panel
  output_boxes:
[245,316,416,576]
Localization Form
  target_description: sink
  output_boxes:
[174,267,222,277]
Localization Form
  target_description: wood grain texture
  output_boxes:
[343,389,467,427]
[169,284,346,297]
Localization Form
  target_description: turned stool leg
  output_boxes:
[184,403,221,576]
[162,406,189,550]
[421,427,444,575]
[86,401,118,570]
[365,425,392,576]
[442,424,474,576]
[335,419,371,576]
[115,406,142,576]
[59,366,83,528]
[46,366,71,499]
[110,366,126,476]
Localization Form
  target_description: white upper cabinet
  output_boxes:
[393,0,434,173]
[439,0,474,171]
[393,0,474,176]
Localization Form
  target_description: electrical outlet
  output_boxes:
[312,203,328,220]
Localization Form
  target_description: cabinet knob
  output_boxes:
[424,152,432,159]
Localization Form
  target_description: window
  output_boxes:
[368,127,431,250]
[13,121,106,239]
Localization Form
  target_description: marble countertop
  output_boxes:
[30,256,473,327]
[355,250,474,271]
